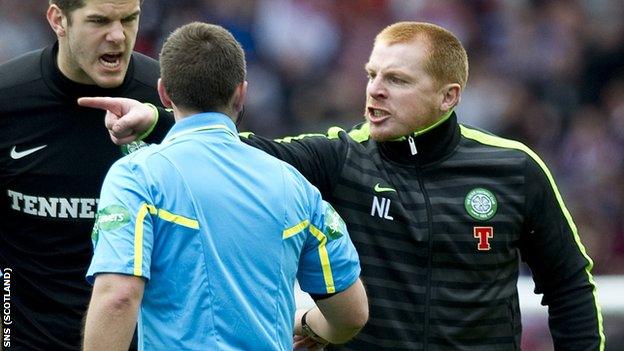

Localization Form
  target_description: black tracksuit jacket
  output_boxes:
[0,43,168,350]
[242,112,604,350]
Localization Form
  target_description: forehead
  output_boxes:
[366,40,428,73]
[74,0,140,17]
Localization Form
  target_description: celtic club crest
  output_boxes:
[464,188,498,221]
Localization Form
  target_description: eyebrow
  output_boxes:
[85,10,141,21]
[364,64,407,77]
[123,11,141,20]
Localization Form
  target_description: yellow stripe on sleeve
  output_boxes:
[460,125,605,350]
[283,219,309,239]
[309,224,335,293]
[157,208,199,229]
[275,133,326,143]
[133,204,153,276]
[133,204,199,278]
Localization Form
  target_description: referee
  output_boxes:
[82,22,367,350]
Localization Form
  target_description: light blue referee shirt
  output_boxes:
[86,112,361,351]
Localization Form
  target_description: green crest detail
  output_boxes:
[324,204,345,240]
[121,140,148,155]
[96,205,131,231]
[464,188,498,221]
[91,215,100,244]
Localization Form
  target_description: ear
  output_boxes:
[46,5,67,37]
[157,78,173,108]
[232,81,248,113]
[439,83,461,112]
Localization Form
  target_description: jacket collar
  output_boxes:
[377,111,460,166]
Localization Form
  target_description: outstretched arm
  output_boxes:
[80,96,347,195]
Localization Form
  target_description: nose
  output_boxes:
[367,76,387,100]
[106,21,125,43]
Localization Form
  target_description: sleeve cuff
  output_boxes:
[137,103,159,141]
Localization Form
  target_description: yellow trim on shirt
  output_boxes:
[133,204,198,277]
[283,219,310,239]
[156,208,199,229]
[309,224,335,293]
[134,204,151,276]
[460,125,605,350]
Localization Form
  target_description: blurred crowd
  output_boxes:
[2,0,624,349]
[2,0,623,276]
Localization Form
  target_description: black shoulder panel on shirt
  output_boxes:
[131,51,160,89]
[0,48,44,91]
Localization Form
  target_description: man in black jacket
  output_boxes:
[0,1,167,349]
[83,21,605,350]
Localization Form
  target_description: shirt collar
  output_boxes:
[390,109,455,141]
[378,111,460,166]
[164,112,238,142]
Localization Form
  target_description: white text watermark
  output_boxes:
[2,267,12,348]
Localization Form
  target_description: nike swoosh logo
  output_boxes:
[374,183,396,193]
[10,145,47,160]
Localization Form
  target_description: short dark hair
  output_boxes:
[49,0,143,24]
[49,0,85,12]
[159,22,246,113]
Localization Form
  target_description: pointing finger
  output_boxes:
[78,97,125,116]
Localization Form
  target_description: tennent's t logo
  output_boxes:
[473,226,493,251]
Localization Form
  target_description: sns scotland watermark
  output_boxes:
[3,267,12,348]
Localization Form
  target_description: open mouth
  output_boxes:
[99,53,123,69]
[368,107,390,122]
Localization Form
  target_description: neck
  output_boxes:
[173,107,198,122]
[173,106,235,123]
[413,109,454,136]
[56,41,93,85]
[390,109,455,142]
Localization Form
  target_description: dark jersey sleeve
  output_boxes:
[520,156,604,350]
[151,106,348,194]
[239,132,348,195]
[143,106,175,144]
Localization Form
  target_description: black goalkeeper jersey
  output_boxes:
[242,113,604,350]
[0,43,168,350]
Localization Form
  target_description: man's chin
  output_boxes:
[370,132,394,142]
[369,127,398,142]
[92,65,128,88]
[94,76,125,89]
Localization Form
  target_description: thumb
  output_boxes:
[111,112,138,135]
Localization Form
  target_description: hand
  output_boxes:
[293,308,329,351]
[77,97,155,145]
[293,335,326,351]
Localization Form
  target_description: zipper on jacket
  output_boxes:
[415,166,433,351]
[408,136,417,155]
